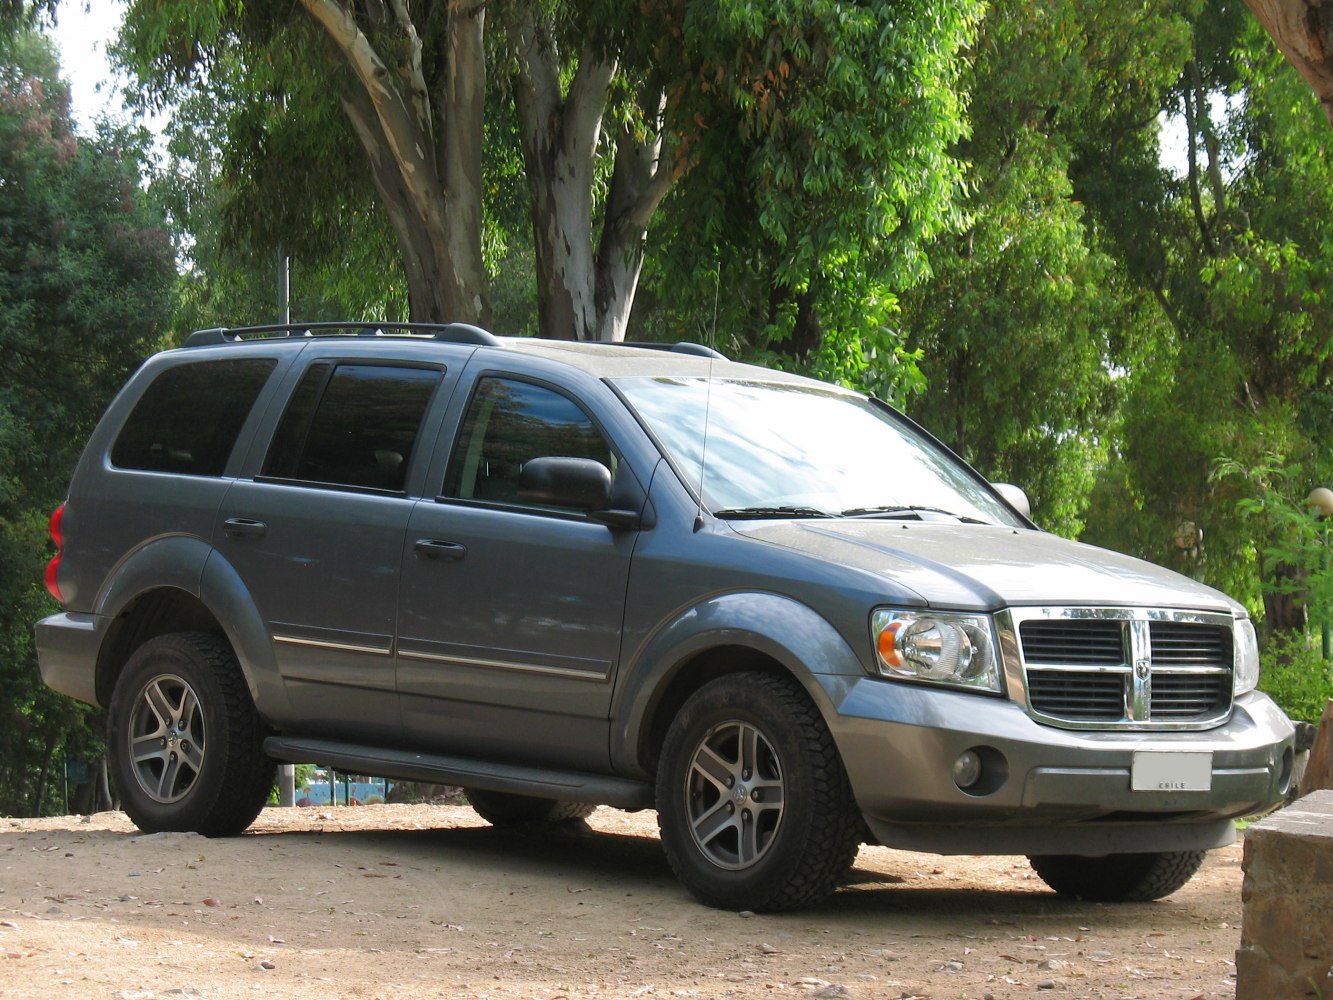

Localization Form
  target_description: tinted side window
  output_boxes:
[111,359,277,476]
[263,363,441,492]
[443,377,612,506]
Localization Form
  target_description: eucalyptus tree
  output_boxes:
[119,0,981,342]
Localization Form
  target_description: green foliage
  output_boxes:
[893,0,1179,537]
[1257,632,1333,725]
[1063,4,1333,638]
[631,0,982,394]
[0,29,174,815]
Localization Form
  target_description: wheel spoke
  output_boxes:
[157,754,184,799]
[738,810,764,865]
[753,777,784,806]
[691,798,738,848]
[131,733,167,766]
[142,682,175,731]
[740,724,761,778]
[692,742,737,792]
[175,685,200,731]
[178,739,204,775]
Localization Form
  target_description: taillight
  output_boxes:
[44,503,65,603]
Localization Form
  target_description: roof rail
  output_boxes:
[621,341,728,361]
[183,322,504,349]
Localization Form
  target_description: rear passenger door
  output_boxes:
[215,354,454,742]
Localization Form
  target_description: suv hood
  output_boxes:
[729,520,1241,614]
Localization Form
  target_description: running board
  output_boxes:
[263,736,654,811]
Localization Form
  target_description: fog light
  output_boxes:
[953,750,983,790]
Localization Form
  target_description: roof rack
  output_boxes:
[620,341,728,361]
[183,322,503,349]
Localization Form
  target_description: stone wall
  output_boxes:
[1236,789,1333,999]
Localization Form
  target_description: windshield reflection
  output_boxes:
[615,377,1023,527]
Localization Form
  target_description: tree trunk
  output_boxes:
[31,731,56,816]
[1263,561,1309,632]
[1244,0,1333,126]
[1299,699,1333,795]
[302,0,490,325]
[1181,82,1215,256]
[507,14,677,341]
[592,107,675,342]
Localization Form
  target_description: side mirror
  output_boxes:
[991,482,1031,519]
[518,457,613,511]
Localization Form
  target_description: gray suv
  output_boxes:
[36,323,1295,912]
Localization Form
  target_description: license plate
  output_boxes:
[1131,751,1212,792]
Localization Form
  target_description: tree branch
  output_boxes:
[299,0,443,219]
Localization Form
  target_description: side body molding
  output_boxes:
[609,591,866,777]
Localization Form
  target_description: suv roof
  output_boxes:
[175,322,815,384]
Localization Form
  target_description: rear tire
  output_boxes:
[656,672,860,912]
[463,788,595,825]
[1027,850,1206,901]
[107,632,274,837]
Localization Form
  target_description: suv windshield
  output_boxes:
[616,376,1024,526]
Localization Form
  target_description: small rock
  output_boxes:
[1037,980,1056,990]
[760,943,780,954]
[257,960,276,971]
[811,987,850,999]
[738,910,756,918]
[1038,958,1067,971]
[941,960,963,972]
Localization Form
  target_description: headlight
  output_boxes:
[871,609,1002,693]
[1233,617,1260,696]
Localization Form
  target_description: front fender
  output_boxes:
[610,591,865,776]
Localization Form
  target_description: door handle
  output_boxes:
[223,517,268,538]
[414,538,467,561]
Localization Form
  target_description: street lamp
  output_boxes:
[1307,487,1333,660]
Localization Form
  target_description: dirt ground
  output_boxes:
[0,804,1247,1000]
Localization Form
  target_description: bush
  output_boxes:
[1259,631,1333,724]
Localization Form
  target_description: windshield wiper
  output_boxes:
[841,504,989,524]
[713,505,839,520]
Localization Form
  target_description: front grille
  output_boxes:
[1015,611,1233,730]
[1021,621,1124,665]
[1026,670,1125,719]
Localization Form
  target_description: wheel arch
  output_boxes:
[91,541,287,721]
[95,587,223,707]
[612,592,865,778]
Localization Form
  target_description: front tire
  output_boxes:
[463,788,595,825]
[1027,850,1206,901]
[656,672,860,912]
[107,632,274,837]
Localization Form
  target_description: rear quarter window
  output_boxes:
[110,359,277,476]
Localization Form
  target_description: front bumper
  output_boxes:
[826,676,1295,856]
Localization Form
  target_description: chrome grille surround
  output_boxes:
[994,607,1235,731]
